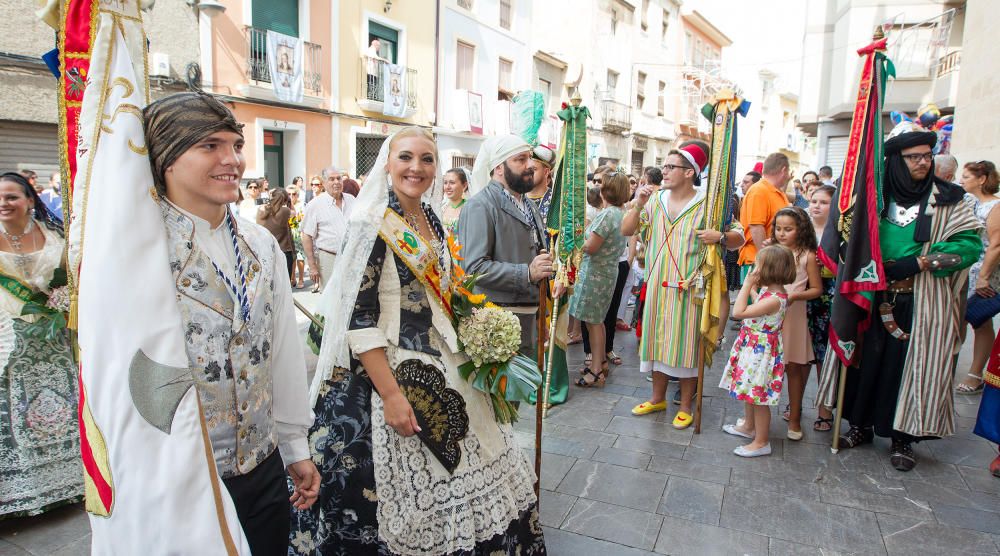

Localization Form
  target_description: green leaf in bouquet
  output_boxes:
[20,301,54,317]
[49,267,68,289]
[499,355,543,403]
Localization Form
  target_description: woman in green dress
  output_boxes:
[0,172,81,517]
[569,170,630,387]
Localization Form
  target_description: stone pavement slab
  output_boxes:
[8,298,1000,556]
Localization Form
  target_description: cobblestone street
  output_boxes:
[2,294,999,555]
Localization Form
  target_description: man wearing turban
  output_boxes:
[837,121,982,472]
[458,135,554,354]
[143,92,318,553]
[525,145,556,221]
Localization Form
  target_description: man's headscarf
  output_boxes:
[142,92,245,193]
[469,135,530,196]
[882,121,963,242]
[532,145,556,168]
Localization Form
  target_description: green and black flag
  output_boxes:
[817,36,895,367]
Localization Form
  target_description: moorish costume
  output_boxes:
[638,188,742,379]
[0,192,82,517]
[838,122,981,470]
[296,132,545,555]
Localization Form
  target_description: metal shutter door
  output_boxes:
[0,120,60,181]
[825,136,849,180]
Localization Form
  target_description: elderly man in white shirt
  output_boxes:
[301,166,355,292]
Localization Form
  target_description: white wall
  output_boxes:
[437,0,532,136]
[950,0,1000,164]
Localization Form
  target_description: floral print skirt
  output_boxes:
[806,277,835,365]
[289,361,546,555]
[1,322,83,517]
[719,326,785,406]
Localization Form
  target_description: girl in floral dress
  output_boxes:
[719,245,798,458]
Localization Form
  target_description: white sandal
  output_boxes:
[956,373,985,395]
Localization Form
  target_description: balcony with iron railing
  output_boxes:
[244,26,322,101]
[600,98,632,133]
[357,56,418,117]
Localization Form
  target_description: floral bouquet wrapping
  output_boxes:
[19,267,70,340]
[448,236,542,424]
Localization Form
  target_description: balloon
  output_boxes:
[934,114,954,130]
[890,111,910,126]
[917,103,941,129]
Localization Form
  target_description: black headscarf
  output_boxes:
[0,172,64,236]
[142,91,244,195]
[881,130,964,242]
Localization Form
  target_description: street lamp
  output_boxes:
[186,0,226,18]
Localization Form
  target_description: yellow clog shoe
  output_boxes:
[672,411,693,430]
[631,401,668,416]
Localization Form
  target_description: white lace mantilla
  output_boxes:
[371,342,537,555]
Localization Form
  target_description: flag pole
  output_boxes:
[830,362,848,453]
[292,298,323,328]
[541,235,563,418]
[540,292,560,418]
[694,336,706,434]
[534,278,548,499]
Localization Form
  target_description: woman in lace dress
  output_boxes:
[290,129,545,555]
[0,172,82,517]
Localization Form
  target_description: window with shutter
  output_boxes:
[457,41,475,90]
[253,0,299,37]
[498,58,513,100]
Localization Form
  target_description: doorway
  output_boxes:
[263,130,285,188]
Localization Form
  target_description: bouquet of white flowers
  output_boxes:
[458,307,520,367]
[448,236,542,424]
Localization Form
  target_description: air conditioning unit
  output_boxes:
[151,52,170,78]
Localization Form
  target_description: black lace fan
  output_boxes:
[393,359,469,473]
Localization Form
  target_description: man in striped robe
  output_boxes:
[837,122,981,471]
[621,144,744,429]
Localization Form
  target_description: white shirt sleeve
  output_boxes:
[267,236,313,466]
[301,200,319,238]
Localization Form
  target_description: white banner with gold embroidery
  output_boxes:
[70,4,249,554]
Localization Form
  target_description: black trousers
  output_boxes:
[842,292,925,443]
[583,260,631,354]
[222,450,290,556]
[283,250,295,279]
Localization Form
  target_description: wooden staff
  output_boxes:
[533,278,548,500]
[693,300,706,434]
[830,362,848,453]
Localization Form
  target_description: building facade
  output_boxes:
[0,0,198,181]
[949,0,997,164]
[528,0,732,174]
[434,0,534,171]
[798,0,965,177]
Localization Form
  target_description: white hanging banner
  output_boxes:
[266,30,304,103]
[382,63,408,117]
